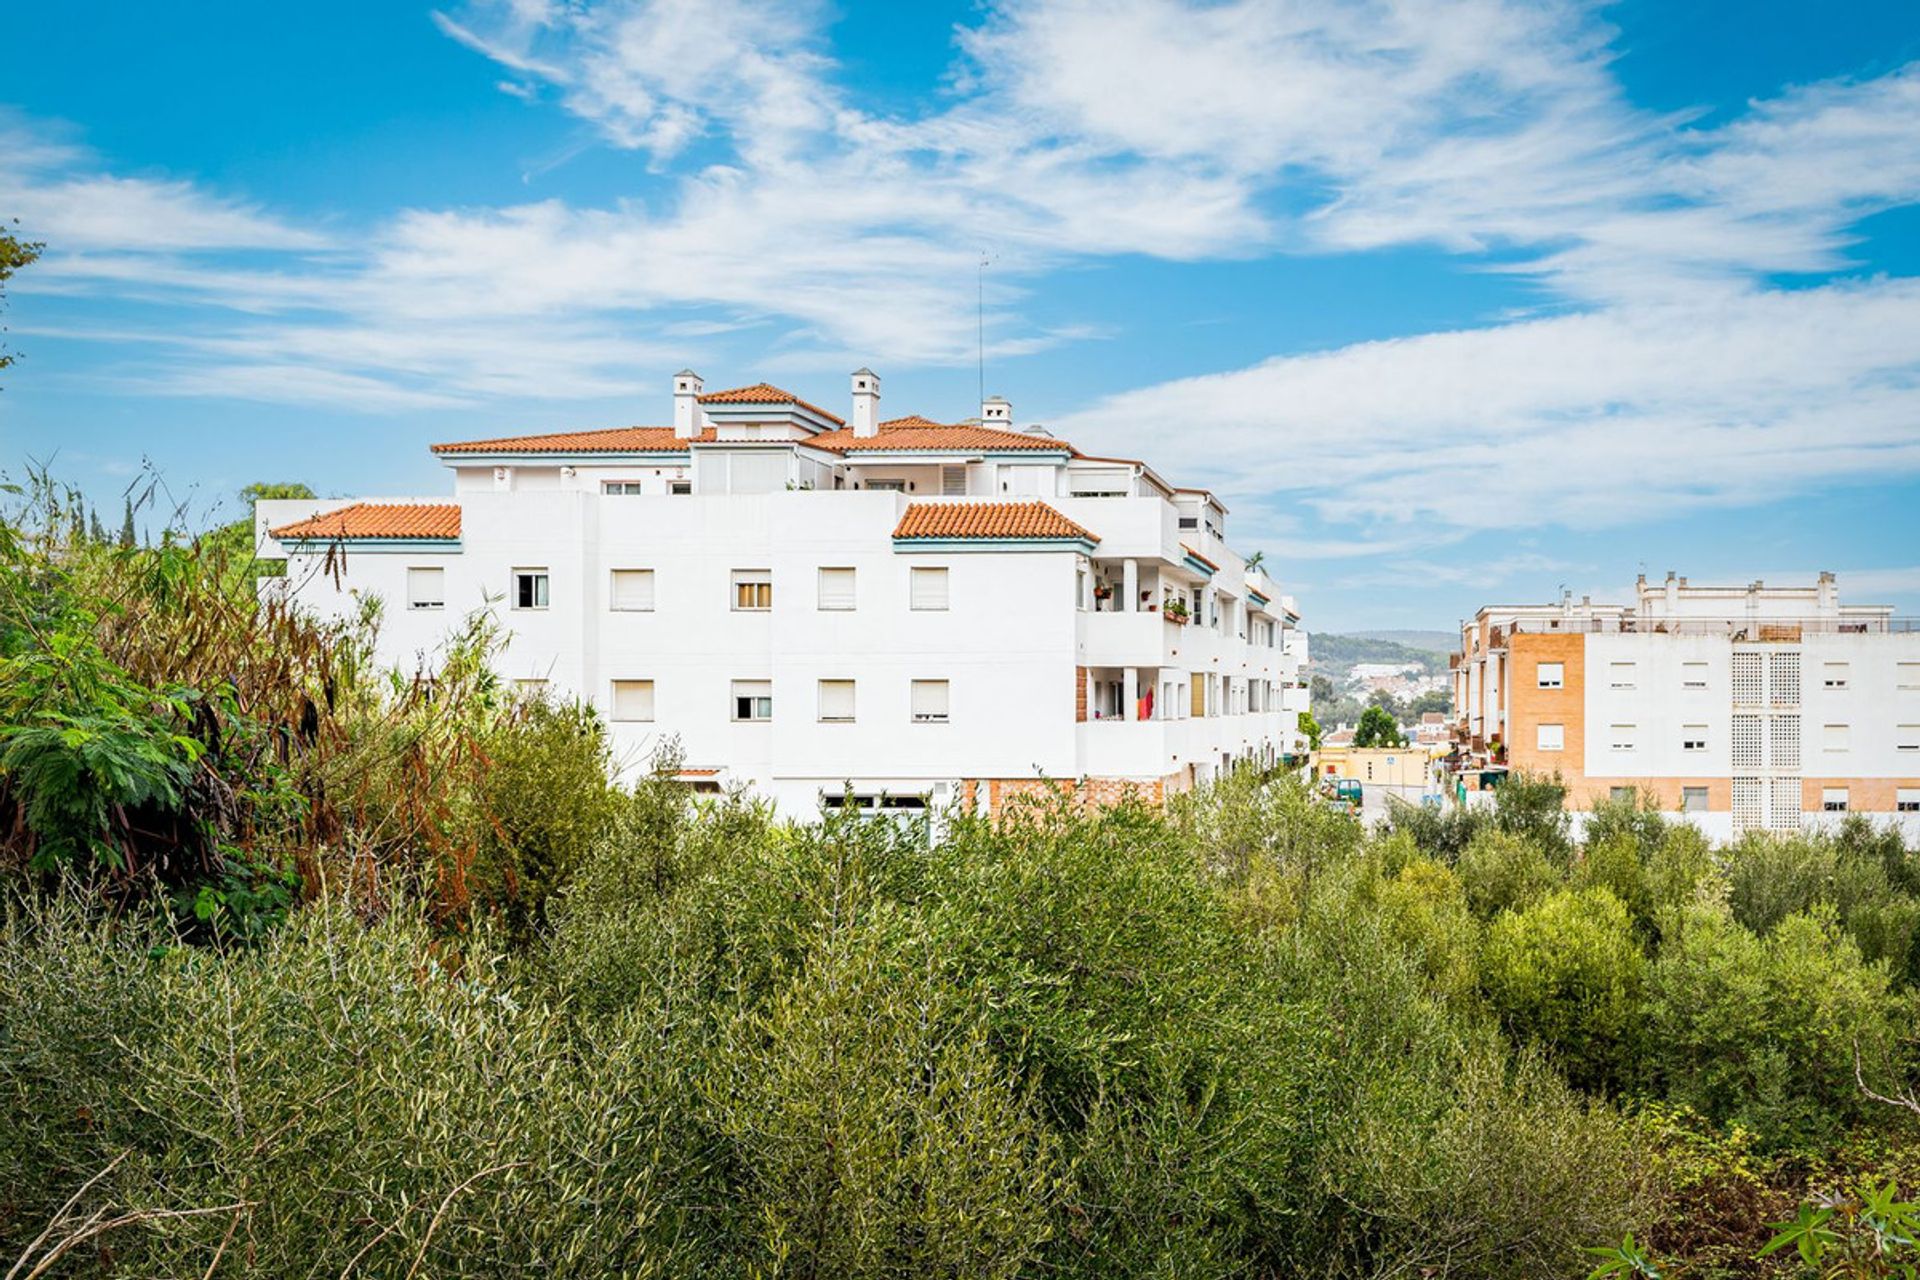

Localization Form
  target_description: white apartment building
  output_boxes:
[1450,572,1920,841]
[257,371,1309,819]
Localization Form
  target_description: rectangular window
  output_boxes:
[1682,786,1710,813]
[1537,723,1564,752]
[1610,723,1636,751]
[610,679,654,722]
[1610,786,1635,803]
[818,567,856,611]
[407,566,445,610]
[1682,661,1709,689]
[513,569,549,610]
[1823,722,1850,752]
[1898,724,1920,752]
[1823,786,1849,813]
[732,569,772,611]
[610,569,655,611]
[732,679,772,722]
[1608,661,1636,689]
[909,566,949,611]
[940,465,967,496]
[602,481,646,495]
[1899,788,1920,813]
[867,478,907,492]
[1682,724,1708,752]
[1901,662,1920,691]
[910,679,950,723]
[1537,662,1564,689]
[668,480,692,495]
[1822,661,1850,690]
[817,679,856,723]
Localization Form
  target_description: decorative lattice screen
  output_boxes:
[1769,776,1803,832]
[1733,777,1763,834]
[1770,714,1801,771]
[1732,652,1764,705]
[1732,714,1763,770]
[1769,651,1801,707]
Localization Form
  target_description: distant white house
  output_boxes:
[258,370,1309,819]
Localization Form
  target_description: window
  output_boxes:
[1682,724,1707,752]
[1823,787,1849,813]
[610,680,654,722]
[1608,661,1636,689]
[1823,722,1850,752]
[910,679,950,723]
[610,569,655,611]
[940,465,967,496]
[818,567,856,611]
[1823,661,1850,690]
[867,478,907,492]
[603,481,646,495]
[1901,662,1920,691]
[1682,786,1710,813]
[1899,788,1920,813]
[818,679,856,723]
[1610,786,1635,803]
[1537,723,1564,751]
[513,569,549,610]
[668,480,692,495]
[407,566,445,610]
[732,679,772,722]
[1177,516,1198,530]
[1610,723,1636,751]
[1537,662,1564,689]
[909,566,949,611]
[1898,724,1920,752]
[732,569,772,611]
[1682,661,1709,689]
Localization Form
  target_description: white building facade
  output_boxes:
[1451,573,1920,842]
[259,372,1309,819]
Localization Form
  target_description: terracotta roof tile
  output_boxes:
[696,382,845,425]
[893,501,1098,543]
[271,502,461,541]
[1179,543,1219,572]
[432,426,707,454]
[811,419,1072,453]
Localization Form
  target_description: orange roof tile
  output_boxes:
[271,502,461,541]
[696,382,845,425]
[1179,543,1219,572]
[893,501,1098,543]
[811,419,1072,453]
[432,426,708,454]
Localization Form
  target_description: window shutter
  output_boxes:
[818,679,856,721]
[407,567,445,609]
[941,466,967,496]
[910,679,949,722]
[818,567,856,610]
[910,567,949,610]
[611,680,654,721]
[611,569,655,611]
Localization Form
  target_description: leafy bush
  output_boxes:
[1648,903,1902,1151]
[1457,827,1562,919]
[1481,887,1646,1092]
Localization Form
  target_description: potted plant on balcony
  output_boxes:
[1164,597,1190,625]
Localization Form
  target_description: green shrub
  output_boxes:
[1367,855,1481,1006]
[1480,887,1645,1092]
[1494,771,1573,865]
[1457,827,1561,919]
[1648,903,1901,1151]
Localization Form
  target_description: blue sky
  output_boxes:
[3,0,1919,633]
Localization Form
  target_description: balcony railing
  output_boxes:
[1497,615,1918,638]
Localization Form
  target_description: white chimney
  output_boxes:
[1817,570,1837,612]
[673,369,703,439]
[851,367,881,438]
[981,395,1012,428]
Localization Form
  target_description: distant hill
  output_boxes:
[1339,629,1455,655]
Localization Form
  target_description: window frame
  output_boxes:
[910,678,951,724]
[609,568,656,612]
[909,566,950,612]
[1537,722,1565,752]
[512,568,550,611]
[407,565,446,611]
[731,569,773,612]
[1681,724,1708,752]
[817,566,857,612]
[609,679,655,722]
[1537,662,1564,690]
[1681,786,1710,814]
[731,679,773,723]
[817,678,856,723]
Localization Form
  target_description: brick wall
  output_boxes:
[1075,665,1088,723]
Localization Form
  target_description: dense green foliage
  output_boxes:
[2,487,1918,1277]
